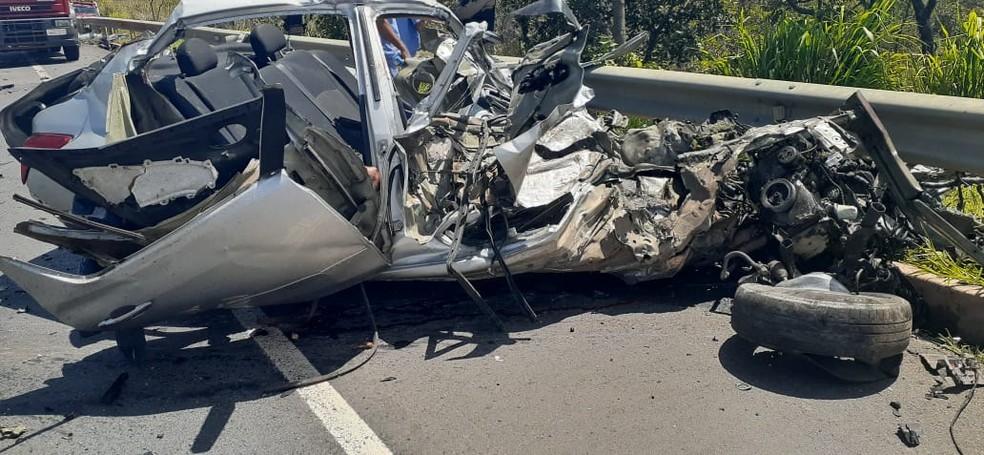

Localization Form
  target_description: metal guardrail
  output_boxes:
[80,16,984,174]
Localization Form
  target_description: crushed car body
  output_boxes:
[0,0,982,344]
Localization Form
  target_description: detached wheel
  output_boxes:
[63,45,80,61]
[732,284,912,366]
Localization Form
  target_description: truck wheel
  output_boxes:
[731,283,912,367]
[63,45,80,61]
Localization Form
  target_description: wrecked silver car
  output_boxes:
[1,0,981,366]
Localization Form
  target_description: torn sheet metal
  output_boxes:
[72,158,219,207]
[4,0,982,336]
[493,86,593,194]
[516,149,603,208]
[535,109,604,156]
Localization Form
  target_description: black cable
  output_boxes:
[950,367,979,455]
[265,284,379,394]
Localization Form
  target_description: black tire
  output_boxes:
[63,45,80,61]
[731,284,912,364]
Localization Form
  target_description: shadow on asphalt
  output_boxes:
[2,251,888,451]
[0,308,285,453]
[288,271,735,366]
[716,336,895,399]
[0,50,74,69]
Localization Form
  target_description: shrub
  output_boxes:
[917,12,984,98]
[701,0,911,90]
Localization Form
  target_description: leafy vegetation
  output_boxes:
[916,12,984,98]
[938,332,984,364]
[99,0,178,21]
[905,240,984,287]
[904,184,984,286]
[701,0,912,89]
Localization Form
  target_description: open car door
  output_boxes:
[0,88,391,332]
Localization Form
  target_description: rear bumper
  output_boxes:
[0,17,78,51]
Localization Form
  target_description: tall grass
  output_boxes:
[916,12,984,98]
[905,240,984,287]
[905,185,984,286]
[702,0,911,90]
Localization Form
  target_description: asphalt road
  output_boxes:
[0,46,981,455]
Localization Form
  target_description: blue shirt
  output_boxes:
[382,18,420,76]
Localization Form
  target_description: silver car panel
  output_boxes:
[0,171,387,331]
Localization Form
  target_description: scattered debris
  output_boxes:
[890,401,902,417]
[921,354,984,392]
[0,83,13,91]
[289,332,300,341]
[157,433,164,439]
[100,372,129,405]
[569,327,575,333]
[735,382,752,391]
[355,341,374,350]
[494,356,503,362]
[897,423,922,447]
[244,328,268,338]
[15,307,28,314]
[380,376,397,382]
[0,424,27,440]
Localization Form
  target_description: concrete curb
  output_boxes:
[896,262,984,345]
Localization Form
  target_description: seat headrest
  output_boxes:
[250,23,288,65]
[176,38,218,77]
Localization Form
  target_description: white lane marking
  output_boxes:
[31,64,50,81]
[232,309,392,455]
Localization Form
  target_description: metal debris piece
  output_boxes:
[0,425,27,439]
[245,328,268,338]
[897,423,921,447]
[15,307,28,314]
[100,372,129,405]
[735,382,752,391]
[381,377,397,382]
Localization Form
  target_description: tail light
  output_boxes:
[24,133,73,149]
[21,133,74,184]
